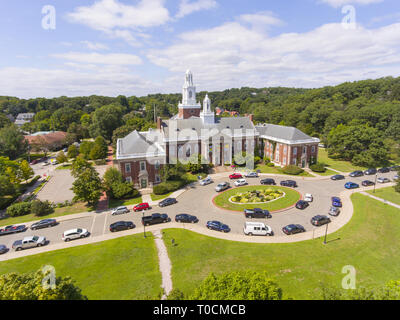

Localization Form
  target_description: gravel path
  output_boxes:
[152,230,173,299]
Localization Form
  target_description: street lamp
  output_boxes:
[142,211,146,238]
[374,173,378,193]
[323,223,329,245]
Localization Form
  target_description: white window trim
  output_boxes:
[140,161,146,171]
[125,163,131,173]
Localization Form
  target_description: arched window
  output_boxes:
[186,145,191,158]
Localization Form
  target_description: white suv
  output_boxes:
[234,179,248,187]
[112,206,130,215]
[62,228,90,242]
[304,194,313,202]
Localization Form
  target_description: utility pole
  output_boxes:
[153,104,156,123]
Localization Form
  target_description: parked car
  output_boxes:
[42,161,50,167]
[362,180,375,187]
[215,182,230,192]
[175,214,198,223]
[229,173,243,179]
[0,225,27,236]
[199,177,213,186]
[244,172,258,178]
[304,193,313,202]
[206,221,230,233]
[331,175,345,181]
[109,221,135,232]
[331,197,342,208]
[280,180,297,188]
[243,222,273,236]
[295,200,309,210]
[377,177,390,184]
[260,178,276,185]
[394,174,399,181]
[311,215,331,227]
[390,165,400,171]
[234,179,248,187]
[282,224,305,235]
[62,228,90,241]
[133,203,151,212]
[345,182,359,189]
[364,168,377,175]
[159,198,177,207]
[111,206,130,215]
[349,171,364,177]
[30,219,57,230]
[329,206,341,217]
[142,213,170,226]
[30,159,39,165]
[244,208,271,219]
[12,236,46,251]
[378,167,390,173]
[0,245,8,254]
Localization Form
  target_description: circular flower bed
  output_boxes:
[229,189,285,204]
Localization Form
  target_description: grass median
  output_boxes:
[366,186,400,205]
[163,193,400,299]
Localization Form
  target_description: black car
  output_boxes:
[0,245,8,254]
[175,214,198,223]
[349,170,364,177]
[331,175,345,181]
[364,168,377,175]
[280,180,297,188]
[282,224,305,235]
[390,165,400,171]
[30,219,57,230]
[311,215,331,227]
[378,167,390,173]
[0,225,27,236]
[142,213,170,226]
[362,180,375,187]
[260,178,276,185]
[159,198,177,207]
[244,208,272,219]
[295,200,309,210]
[109,221,135,232]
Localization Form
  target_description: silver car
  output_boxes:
[215,182,230,192]
[112,206,130,215]
[328,206,340,217]
[62,228,90,242]
[199,177,213,186]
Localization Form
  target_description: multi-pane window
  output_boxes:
[125,163,131,173]
[140,161,146,171]
[293,147,297,156]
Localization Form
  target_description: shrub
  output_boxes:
[27,175,41,187]
[254,156,261,165]
[94,159,107,165]
[263,157,271,164]
[30,200,54,217]
[267,162,275,167]
[111,182,139,199]
[153,184,169,195]
[310,163,327,173]
[282,165,304,175]
[153,180,186,195]
[6,202,31,217]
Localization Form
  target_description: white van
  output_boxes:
[243,222,273,236]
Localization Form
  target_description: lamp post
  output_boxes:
[323,223,329,245]
[373,173,378,193]
[142,211,146,238]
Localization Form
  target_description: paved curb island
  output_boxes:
[0,172,396,262]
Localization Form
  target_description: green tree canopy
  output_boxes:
[0,124,28,160]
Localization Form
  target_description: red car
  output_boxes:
[133,203,151,212]
[229,173,243,179]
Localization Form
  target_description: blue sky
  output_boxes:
[0,0,399,98]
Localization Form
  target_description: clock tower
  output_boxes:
[178,70,201,119]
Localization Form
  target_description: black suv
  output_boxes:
[159,198,177,207]
[109,221,135,232]
[260,178,276,185]
[378,167,390,173]
[282,224,305,235]
[244,208,272,219]
[311,215,331,227]
[280,180,297,188]
[362,180,375,187]
[295,200,309,210]
[349,171,364,177]
[175,214,198,223]
[364,168,377,175]
[142,213,170,226]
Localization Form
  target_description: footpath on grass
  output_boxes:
[360,191,400,210]
[152,230,173,299]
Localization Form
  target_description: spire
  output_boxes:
[184,69,193,87]
[203,94,211,113]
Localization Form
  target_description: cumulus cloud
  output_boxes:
[81,41,109,50]
[147,19,400,91]
[319,0,383,8]
[51,52,143,66]
[176,0,218,18]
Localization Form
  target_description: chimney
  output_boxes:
[157,117,162,130]
[247,114,254,123]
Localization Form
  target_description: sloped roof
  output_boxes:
[255,124,319,144]
[117,130,165,159]
[24,131,67,145]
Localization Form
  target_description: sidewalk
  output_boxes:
[96,146,114,211]
[360,191,400,210]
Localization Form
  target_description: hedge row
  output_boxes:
[281,165,304,175]
[310,163,327,173]
[153,180,187,195]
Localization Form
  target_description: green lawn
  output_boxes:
[366,187,400,205]
[0,233,162,300]
[213,185,301,212]
[311,168,338,177]
[255,164,315,177]
[108,196,143,209]
[318,148,367,173]
[0,202,92,227]
[55,164,72,170]
[163,193,400,299]
[151,192,173,201]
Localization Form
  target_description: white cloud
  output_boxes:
[52,52,143,66]
[81,41,109,51]
[319,0,383,8]
[239,11,283,27]
[147,18,400,91]
[176,0,218,18]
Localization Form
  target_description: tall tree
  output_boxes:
[0,124,28,160]
[71,167,103,206]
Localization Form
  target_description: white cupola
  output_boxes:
[201,93,215,124]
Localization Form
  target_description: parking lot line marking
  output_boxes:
[90,215,97,235]
[103,213,108,235]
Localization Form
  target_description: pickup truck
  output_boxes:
[142,213,170,226]
[0,225,27,236]
[12,236,46,251]
[244,208,272,219]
